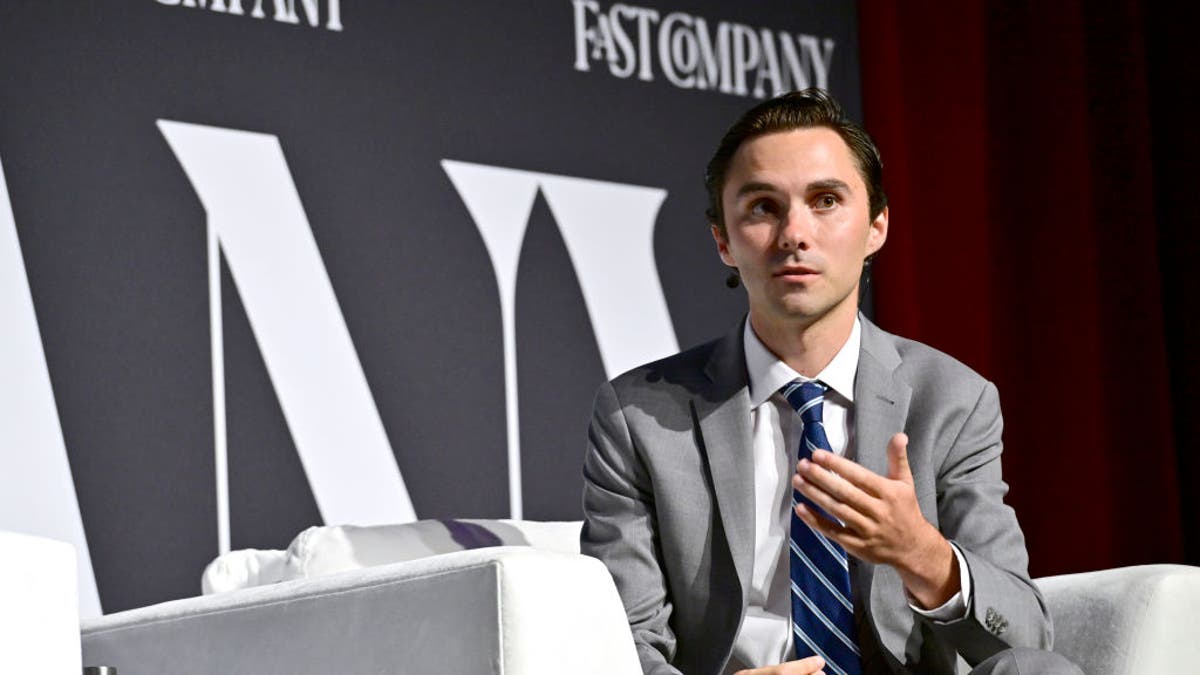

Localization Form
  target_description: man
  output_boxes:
[581,90,1081,675]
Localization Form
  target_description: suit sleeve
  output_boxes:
[580,381,683,675]
[922,380,1054,664]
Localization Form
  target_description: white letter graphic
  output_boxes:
[442,160,676,518]
[159,121,416,552]
[537,174,676,376]
[0,155,103,618]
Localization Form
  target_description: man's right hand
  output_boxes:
[734,656,825,675]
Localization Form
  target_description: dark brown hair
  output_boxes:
[704,88,887,236]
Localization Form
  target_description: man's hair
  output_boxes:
[704,88,887,236]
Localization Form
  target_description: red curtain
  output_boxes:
[859,0,1184,575]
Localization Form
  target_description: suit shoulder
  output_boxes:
[588,339,721,438]
[873,327,993,401]
[607,338,721,397]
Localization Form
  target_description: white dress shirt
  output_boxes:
[724,318,972,673]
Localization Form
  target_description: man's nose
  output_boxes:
[776,211,812,251]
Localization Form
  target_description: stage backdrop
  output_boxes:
[0,1,862,615]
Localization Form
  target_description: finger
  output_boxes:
[796,457,880,515]
[793,471,874,533]
[777,653,825,672]
[795,502,866,551]
[886,432,912,485]
[794,500,840,534]
[807,449,886,497]
[780,655,826,674]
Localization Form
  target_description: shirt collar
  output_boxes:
[743,316,861,408]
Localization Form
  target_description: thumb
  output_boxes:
[887,432,912,484]
[781,655,825,674]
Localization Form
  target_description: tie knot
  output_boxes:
[781,379,827,423]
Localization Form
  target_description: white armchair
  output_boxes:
[82,544,640,675]
[80,520,1200,674]
[1035,564,1200,675]
[0,531,82,675]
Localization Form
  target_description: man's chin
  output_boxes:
[758,296,857,328]
[757,304,827,328]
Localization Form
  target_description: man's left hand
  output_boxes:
[792,432,959,609]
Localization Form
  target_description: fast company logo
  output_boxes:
[572,1,835,98]
[154,0,344,31]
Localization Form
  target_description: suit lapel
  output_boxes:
[853,317,913,640]
[695,323,756,598]
[853,318,912,477]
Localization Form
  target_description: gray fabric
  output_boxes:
[82,551,503,675]
[1036,564,1200,675]
[580,316,1052,675]
[969,647,1084,675]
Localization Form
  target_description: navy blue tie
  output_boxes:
[781,380,861,675]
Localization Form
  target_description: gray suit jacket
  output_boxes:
[581,316,1052,675]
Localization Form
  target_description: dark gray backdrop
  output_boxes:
[0,0,861,613]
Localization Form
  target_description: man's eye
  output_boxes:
[814,194,839,210]
[749,200,777,217]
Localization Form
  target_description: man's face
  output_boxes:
[712,127,887,331]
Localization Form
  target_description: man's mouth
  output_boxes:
[774,265,819,278]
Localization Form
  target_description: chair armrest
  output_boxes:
[83,546,640,675]
[0,531,81,674]
[1035,564,1200,675]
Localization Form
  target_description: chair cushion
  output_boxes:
[201,519,583,593]
[200,548,288,594]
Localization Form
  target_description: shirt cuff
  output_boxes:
[907,541,972,622]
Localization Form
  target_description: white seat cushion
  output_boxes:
[201,519,583,593]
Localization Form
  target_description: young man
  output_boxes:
[581,90,1081,675]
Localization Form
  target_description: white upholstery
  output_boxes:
[200,548,288,595]
[86,546,641,675]
[202,519,583,594]
[1036,564,1200,675]
[0,531,81,675]
[93,520,1200,674]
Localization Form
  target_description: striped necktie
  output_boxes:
[780,380,861,675]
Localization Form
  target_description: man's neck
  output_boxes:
[748,307,857,378]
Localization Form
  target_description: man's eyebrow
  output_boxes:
[807,178,852,192]
[733,178,854,198]
[733,181,778,198]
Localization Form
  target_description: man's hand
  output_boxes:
[792,432,960,609]
[734,656,825,675]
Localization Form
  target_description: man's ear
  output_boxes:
[711,223,736,267]
[866,206,889,258]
